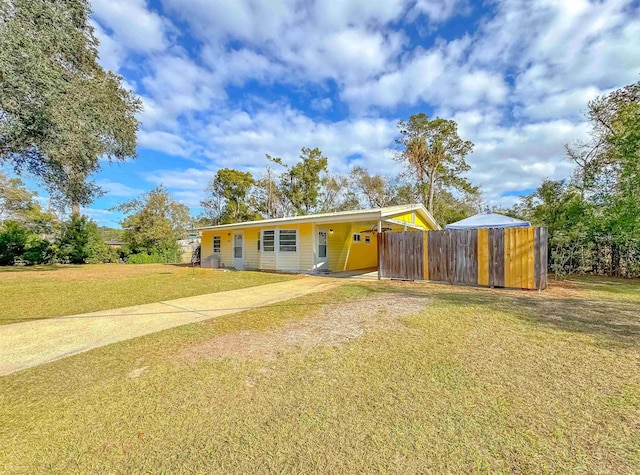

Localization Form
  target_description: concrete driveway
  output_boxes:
[0,277,342,376]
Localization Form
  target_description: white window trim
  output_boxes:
[261,229,276,253]
[278,229,298,253]
[212,235,221,253]
[364,234,371,244]
[353,233,362,243]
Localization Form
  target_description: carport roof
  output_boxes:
[195,204,441,231]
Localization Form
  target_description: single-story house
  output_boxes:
[197,204,440,274]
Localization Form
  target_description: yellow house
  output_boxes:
[198,204,440,274]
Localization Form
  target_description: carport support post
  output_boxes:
[377,219,382,280]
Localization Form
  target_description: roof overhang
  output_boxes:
[195,203,441,232]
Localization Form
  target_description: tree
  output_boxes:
[55,215,105,263]
[395,113,474,215]
[317,172,359,212]
[253,166,287,219]
[349,167,399,208]
[0,0,142,214]
[269,147,328,215]
[0,171,58,233]
[115,186,192,257]
[201,169,260,224]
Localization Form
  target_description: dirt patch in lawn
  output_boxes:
[181,294,429,362]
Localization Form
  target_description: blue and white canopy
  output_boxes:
[445,213,531,229]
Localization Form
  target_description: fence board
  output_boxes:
[378,227,546,290]
[489,228,505,287]
[477,228,489,286]
[378,231,424,280]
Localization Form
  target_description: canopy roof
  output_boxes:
[445,213,530,229]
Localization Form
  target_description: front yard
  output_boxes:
[0,264,297,324]
[1,275,639,473]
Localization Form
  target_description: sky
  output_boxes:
[49,0,640,226]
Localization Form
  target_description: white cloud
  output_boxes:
[91,0,169,54]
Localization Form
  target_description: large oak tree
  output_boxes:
[0,0,142,214]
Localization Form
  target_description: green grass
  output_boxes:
[0,264,296,324]
[1,277,639,473]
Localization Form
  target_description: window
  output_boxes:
[262,230,275,252]
[364,234,371,244]
[353,233,362,243]
[279,230,297,252]
[213,236,221,253]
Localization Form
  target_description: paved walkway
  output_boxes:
[0,277,341,376]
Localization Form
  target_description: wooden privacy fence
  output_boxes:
[378,227,548,290]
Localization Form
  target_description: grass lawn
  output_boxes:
[1,276,639,473]
[0,264,297,325]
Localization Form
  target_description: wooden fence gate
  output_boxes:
[377,228,548,290]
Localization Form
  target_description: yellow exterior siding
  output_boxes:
[344,230,377,270]
[201,224,313,272]
[326,223,351,271]
[386,211,430,230]
[201,232,212,264]
[243,228,260,270]
[299,223,313,270]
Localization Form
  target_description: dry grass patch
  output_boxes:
[182,294,429,361]
[0,264,297,324]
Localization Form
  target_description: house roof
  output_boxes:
[196,204,441,232]
[445,213,530,229]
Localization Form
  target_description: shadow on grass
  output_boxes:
[0,265,82,273]
[352,282,640,345]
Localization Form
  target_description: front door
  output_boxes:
[233,233,244,270]
[316,229,328,270]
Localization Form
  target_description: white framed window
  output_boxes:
[279,229,297,252]
[353,233,362,243]
[262,230,275,252]
[364,234,371,244]
[213,236,221,253]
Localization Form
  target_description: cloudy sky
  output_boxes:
[80,0,640,226]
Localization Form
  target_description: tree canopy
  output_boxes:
[509,81,640,277]
[0,0,142,214]
[115,186,192,256]
[395,113,475,215]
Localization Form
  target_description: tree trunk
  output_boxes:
[427,170,436,214]
[71,202,81,216]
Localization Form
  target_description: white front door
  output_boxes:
[233,233,244,270]
[316,229,328,270]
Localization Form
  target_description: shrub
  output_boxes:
[0,221,29,265]
[56,215,117,264]
[125,249,179,264]
[22,237,53,265]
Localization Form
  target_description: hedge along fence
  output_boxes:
[378,227,548,290]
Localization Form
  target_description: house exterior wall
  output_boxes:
[199,210,434,273]
[389,211,430,229]
[201,223,312,272]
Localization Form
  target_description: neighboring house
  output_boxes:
[177,238,201,264]
[197,204,440,273]
[105,239,124,249]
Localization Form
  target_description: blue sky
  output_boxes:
[35,0,640,226]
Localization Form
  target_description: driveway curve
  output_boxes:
[0,277,342,375]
